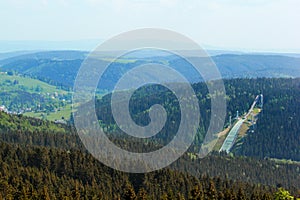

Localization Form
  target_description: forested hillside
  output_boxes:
[0,111,300,199]
[1,51,300,89]
[2,140,299,199]
[95,78,300,161]
[1,78,300,199]
[233,79,300,161]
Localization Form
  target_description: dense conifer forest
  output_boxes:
[0,78,300,199]
[96,78,300,160]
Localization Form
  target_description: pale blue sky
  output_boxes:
[0,0,299,52]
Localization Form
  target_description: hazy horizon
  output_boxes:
[0,39,300,55]
[1,0,299,53]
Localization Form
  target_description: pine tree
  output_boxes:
[160,193,169,200]
[72,182,81,200]
[190,184,204,200]
[218,191,225,200]
[262,192,272,200]
[177,192,185,200]
[40,186,51,200]
[20,186,30,200]
[224,189,236,200]
[123,184,136,200]
[205,180,217,200]
[137,188,148,200]
[237,188,246,200]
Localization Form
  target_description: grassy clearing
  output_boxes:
[238,122,250,137]
[100,58,137,64]
[0,73,68,94]
[24,104,72,121]
[252,108,261,114]
[214,128,230,151]
[199,128,230,153]
[269,158,300,165]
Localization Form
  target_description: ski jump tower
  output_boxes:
[259,94,263,108]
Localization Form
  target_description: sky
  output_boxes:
[0,0,299,53]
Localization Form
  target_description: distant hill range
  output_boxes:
[0,50,300,89]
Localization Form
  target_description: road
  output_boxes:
[219,95,260,153]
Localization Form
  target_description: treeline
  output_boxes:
[0,111,67,134]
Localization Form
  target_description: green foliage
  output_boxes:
[274,188,294,200]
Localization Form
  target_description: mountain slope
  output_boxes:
[94,78,300,161]
[233,78,300,160]
[1,51,300,89]
[213,54,300,78]
[0,111,299,199]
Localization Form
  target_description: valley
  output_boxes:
[0,72,72,121]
